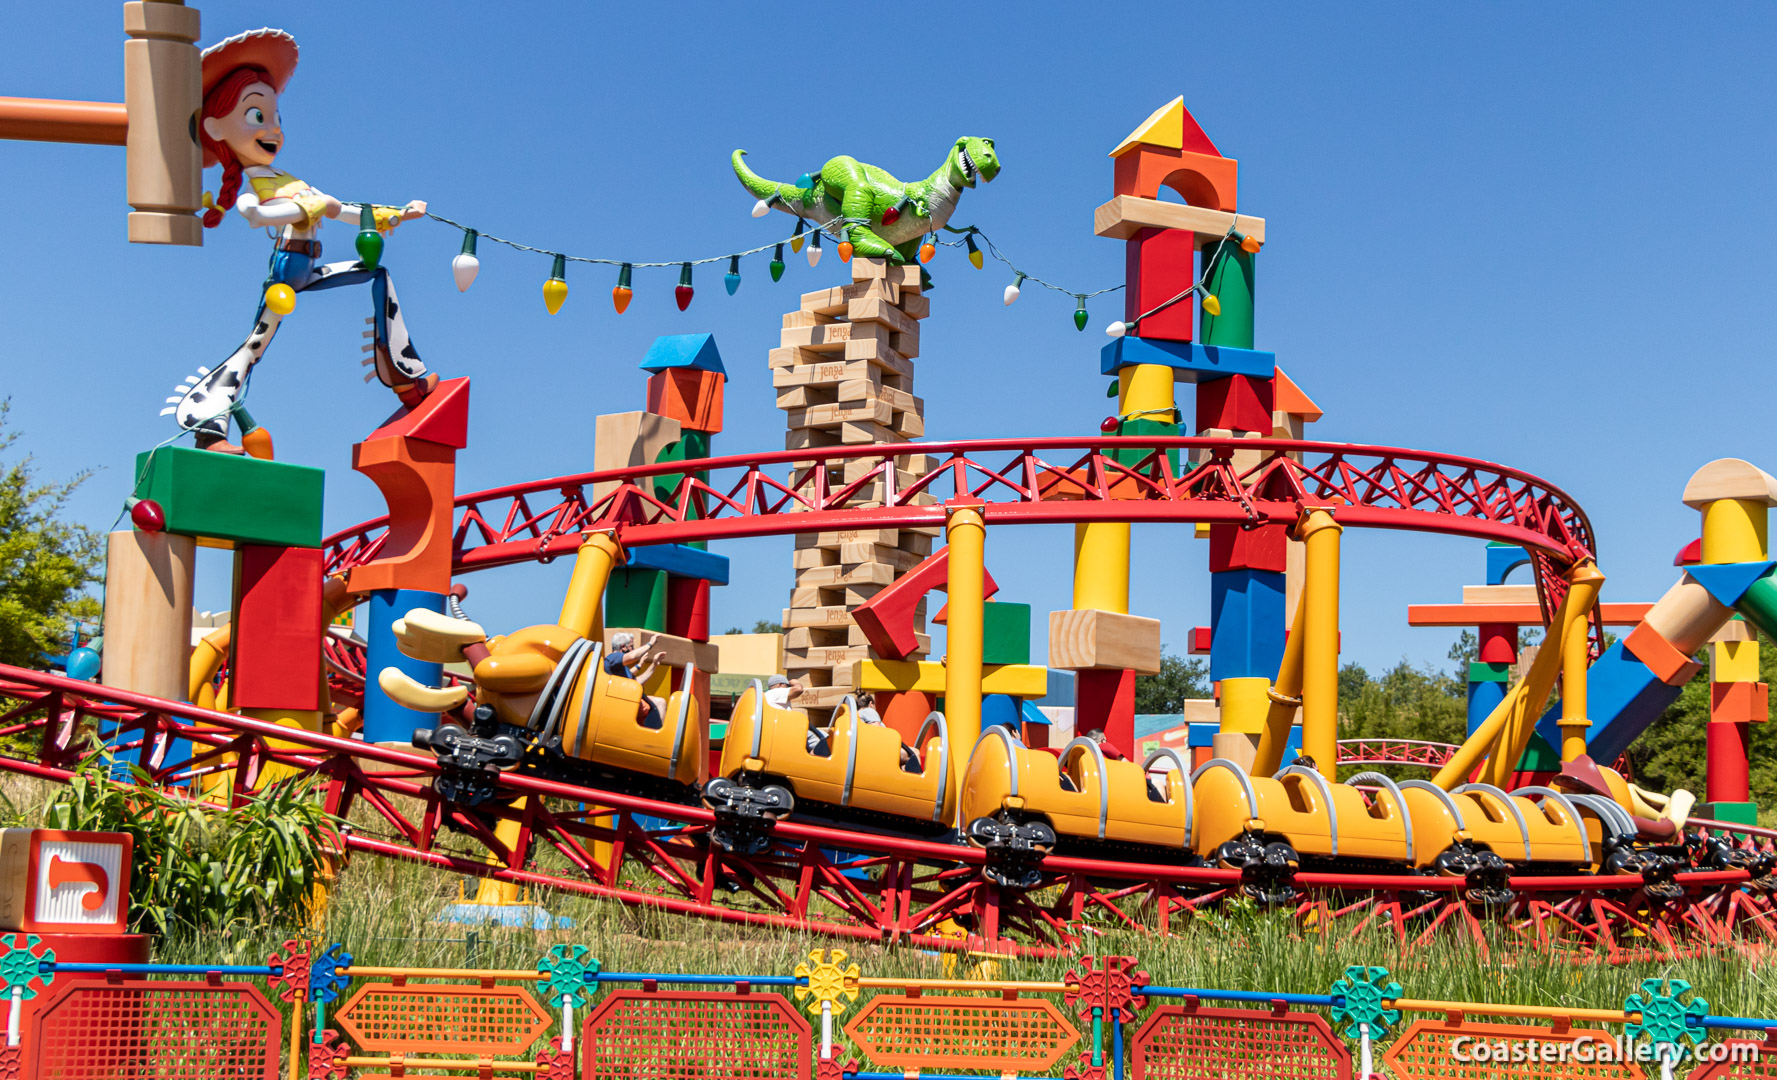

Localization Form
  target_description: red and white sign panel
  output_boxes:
[0,829,132,935]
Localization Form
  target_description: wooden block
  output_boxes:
[709,632,784,675]
[801,279,898,315]
[231,545,324,711]
[1713,638,1761,682]
[890,331,919,359]
[784,626,846,650]
[852,659,1049,697]
[604,627,720,672]
[794,685,857,709]
[851,260,922,289]
[783,605,857,629]
[836,544,927,570]
[593,411,683,502]
[774,386,834,410]
[798,528,902,548]
[1124,227,1199,342]
[892,411,926,438]
[1093,195,1265,245]
[786,400,894,428]
[842,337,915,379]
[782,310,838,329]
[795,561,899,587]
[131,446,325,548]
[841,421,907,445]
[899,292,930,320]
[1682,459,1777,509]
[1710,618,1755,644]
[1196,374,1275,435]
[1711,680,1769,724]
[781,321,890,353]
[1462,584,1541,605]
[101,529,195,703]
[792,546,838,569]
[1208,522,1288,574]
[786,645,872,669]
[785,428,842,451]
[848,296,920,336]
[773,359,870,389]
[769,347,823,370]
[789,667,835,687]
[1047,609,1163,674]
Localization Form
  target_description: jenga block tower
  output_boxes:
[773,258,939,713]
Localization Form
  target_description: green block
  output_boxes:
[1700,801,1760,827]
[133,446,323,547]
[654,430,712,513]
[981,601,1032,666]
[606,568,667,631]
[1469,661,1513,683]
[1112,416,1180,472]
[1516,732,1560,771]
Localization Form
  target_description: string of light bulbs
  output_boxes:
[417,211,1127,326]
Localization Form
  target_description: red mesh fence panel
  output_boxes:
[333,982,552,1055]
[1130,1004,1352,1080]
[581,990,811,1080]
[27,978,280,1079]
[843,994,1081,1071]
[1382,1020,1648,1079]
[1687,1039,1777,1078]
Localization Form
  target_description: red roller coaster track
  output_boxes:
[321,437,1600,642]
[5,438,1725,957]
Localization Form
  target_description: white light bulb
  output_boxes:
[451,252,480,293]
[1003,283,1021,306]
[807,245,822,268]
[751,199,771,218]
[1106,321,1128,338]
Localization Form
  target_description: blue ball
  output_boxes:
[65,646,101,682]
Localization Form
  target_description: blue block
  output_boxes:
[982,694,1021,731]
[1209,569,1286,682]
[364,588,447,744]
[1532,640,1684,763]
[624,543,731,585]
[1033,669,1076,708]
[1684,562,1776,608]
[1020,700,1052,727]
[1486,543,1530,586]
[1100,336,1275,381]
[641,333,726,376]
[1467,678,1509,737]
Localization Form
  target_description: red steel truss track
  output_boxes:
[5,666,1772,960]
[320,437,1599,636]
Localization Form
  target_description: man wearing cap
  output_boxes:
[607,631,666,729]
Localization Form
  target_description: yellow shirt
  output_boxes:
[247,170,331,231]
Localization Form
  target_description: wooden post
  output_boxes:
[101,529,196,702]
[123,2,203,245]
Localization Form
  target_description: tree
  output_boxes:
[1134,650,1210,713]
[0,402,103,669]
[722,619,783,635]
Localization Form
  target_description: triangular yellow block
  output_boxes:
[1110,95,1184,157]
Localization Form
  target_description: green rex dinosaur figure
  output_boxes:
[732,137,1000,263]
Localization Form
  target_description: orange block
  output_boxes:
[348,435,456,595]
[1626,621,1704,687]
[1711,680,1769,724]
[880,689,938,744]
[646,368,725,433]
[1113,146,1238,210]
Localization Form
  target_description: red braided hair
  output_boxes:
[201,66,274,228]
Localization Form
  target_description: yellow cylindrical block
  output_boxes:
[1219,677,1271,736]
[1297,510,1342,779]
[559,533,623,638]
[1701,498,1769,564]
[945,506,987,801]
[1253,590,1307,778]
[1118,362,1175,418]
[1072,522,1130,612]
[123,2,202,246]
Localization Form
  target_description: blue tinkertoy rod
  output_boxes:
[45,962,282,976]
[1694,1015,1777,1031]
[593,971,800,986]
[1144,985,1341,1007]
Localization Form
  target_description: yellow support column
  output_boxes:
[945,505,987,802]
[1073,524,1129,612]
[1253,590,1307,778]
[471,810,528,907]
[1297,510,1342,780]
[560,531,623,638]
[1558,576,1597,763]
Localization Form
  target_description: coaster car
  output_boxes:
[704,683,953,853]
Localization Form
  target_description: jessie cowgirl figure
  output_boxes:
[163,28,438,453]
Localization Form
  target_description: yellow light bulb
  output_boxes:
[1202,293,1222,317]
[543,277,568,314]
[264,283,296,315]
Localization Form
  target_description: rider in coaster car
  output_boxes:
[607,632,667,729]
[798,689,922,772]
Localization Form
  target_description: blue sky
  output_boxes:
[5,3,1775,676]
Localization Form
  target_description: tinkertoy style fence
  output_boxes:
[1,935,1774,1079]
